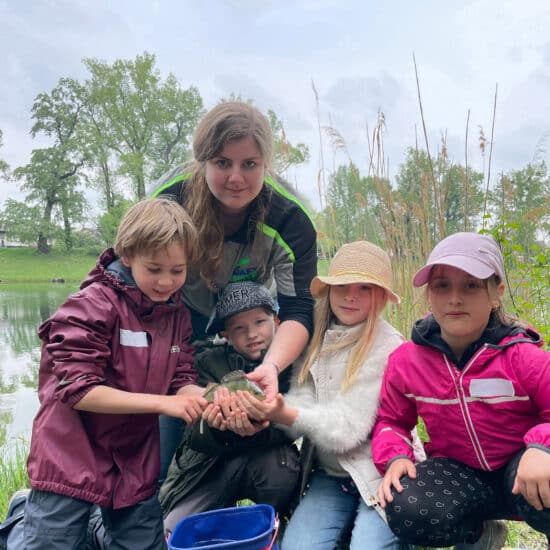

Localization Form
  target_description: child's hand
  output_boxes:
[226,409,269,436]
[236,391,285,423]
[163,394,206,424]
[202,403,227,431]
[512,447,550,510]
[210,387,270,435]
[178,383,207,396]
[213,386,239,421]
[377,458,417,508]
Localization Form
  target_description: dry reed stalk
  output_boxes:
[312,79,326,210]
[413,53,445,239]
[481,84,498,228]
[464,109,471,229]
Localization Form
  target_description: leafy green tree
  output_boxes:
[14,147,87,253]
[267,109,310,175]
[0,199,43,246]
[96,198,134,246]
[486,164,550,341]
[487,221,549,345]
[83,52,203,199]
[395,147,484,245]
[488,162,550,253]
[150,75,204,179]
[78,97,121,211]
[0,129,9,178]
[320,163,382,246]
[12,78,88,252]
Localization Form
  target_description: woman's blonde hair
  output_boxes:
[114,198,198,263]
[297,284,389,392]
[183,102,274,286]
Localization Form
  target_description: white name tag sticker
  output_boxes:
[469,378,515,397]
[119,329,149,348]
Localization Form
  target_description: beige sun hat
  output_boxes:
[311,241,400,303]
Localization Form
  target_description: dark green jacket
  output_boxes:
[159,344,293,515]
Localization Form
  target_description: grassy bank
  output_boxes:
[0,442,30,519]
[0,247,97,283]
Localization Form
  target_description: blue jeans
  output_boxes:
[282,470,408,550]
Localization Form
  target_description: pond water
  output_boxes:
[0,283,77,453]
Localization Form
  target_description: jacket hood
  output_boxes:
[412,312,543,367]
[105,258,136,286]
[80,249,129,290]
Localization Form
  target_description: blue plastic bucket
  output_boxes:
[167,504,279,550]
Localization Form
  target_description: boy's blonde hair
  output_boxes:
[114,198,198,263]
[297,284,389,392]
[184,101,273,287]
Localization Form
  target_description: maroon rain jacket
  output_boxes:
[26,249,197,509]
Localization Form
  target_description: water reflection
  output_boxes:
[0,283,77,449]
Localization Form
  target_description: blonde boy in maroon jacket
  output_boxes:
[6,198,207,550]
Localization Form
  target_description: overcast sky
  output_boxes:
[2,0,550,210]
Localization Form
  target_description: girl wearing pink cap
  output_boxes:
[372,232,550,549]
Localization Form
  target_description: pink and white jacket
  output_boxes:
[372,315,550,474]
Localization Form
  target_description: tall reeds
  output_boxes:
[312,65,548,344]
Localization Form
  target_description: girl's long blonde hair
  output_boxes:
[297,284,389,392]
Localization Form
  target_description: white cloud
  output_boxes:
[1,0,550,210]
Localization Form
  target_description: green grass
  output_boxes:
[0,247,97,282]
[505,520,548,549]
[0,441,30,519]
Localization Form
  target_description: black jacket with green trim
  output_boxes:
[149,166,317,336]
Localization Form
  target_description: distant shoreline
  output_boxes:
[0,247,97,283]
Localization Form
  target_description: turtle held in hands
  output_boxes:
[203,370,266,402]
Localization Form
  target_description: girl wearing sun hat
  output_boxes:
[310,240,401,303]
[235,240,424,549]
[373,231,550,549]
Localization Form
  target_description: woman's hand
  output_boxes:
[247,362,279,400]
[237,391,294,426]
[512,447,550,510]
[377,458,417,507]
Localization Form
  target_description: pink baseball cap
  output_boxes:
[413,232,504,287]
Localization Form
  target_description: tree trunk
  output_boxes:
[37,201,54,254]
[37,232,50,254]
[63,209,72,251]
[101,159,115,211]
